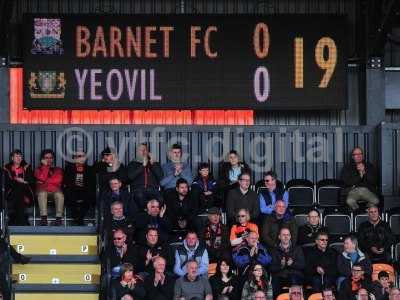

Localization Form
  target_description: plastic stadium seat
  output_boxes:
[276,293,289,300]
[394,242,400,262]
[324,214,352,235]
[317,179,344,208]
[308,293,323,300]
[287,179,314,207]
[208,263,217,277]
[295,214,308,227]
[329,242,344,254]
[372,264,395,283]
[389,214,400,236]
[354,214,369,232]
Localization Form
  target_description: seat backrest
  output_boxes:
[308,293,323,300]
[389,214,400,235]
[354,214,369,232]
[276,293,290,300]
[324,214,352,235]
[372,263,395,283]
[288,186,314,207]
[395,242,400,262]
[295,214,308,227]
[317,186,341,207]
[208,262,217,278]
[329,242,344,254]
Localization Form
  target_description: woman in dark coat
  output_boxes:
[209,259,239,300]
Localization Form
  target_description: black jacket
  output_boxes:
[337,249,372,279]
[209,274,240,300]
[297,224,328,246]
[340,161,378,195]
[135,212,171,244]
[102,244,136,269]
[164,191,198,231]
[131,242,173,273]
[94,161,128,192]
[3,161,35,201]
[226,187,259,223]
[111,277,146,300]
[63,162,96,190]
[338,276,372,300]
[304,245,338,279]
[127,160,163,190]
[371,280,391,300]
[143,272,175,300]
[357,219,395,262]
[100,189,137,219]
[270,244,305,279]
[218,161,251,190]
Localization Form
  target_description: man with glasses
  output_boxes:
[298,209,327,246]
[258,171,288,217]
[338,264,372,300]
[289,285,303,300]
[226,172,259,224]
[340,147,379,211]
[305,231,338,292]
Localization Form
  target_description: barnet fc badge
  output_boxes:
[31,18,63,55]
[29,71,66,99]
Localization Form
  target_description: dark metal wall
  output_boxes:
[0,124,376,185]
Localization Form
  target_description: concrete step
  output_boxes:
[13,284,99,300]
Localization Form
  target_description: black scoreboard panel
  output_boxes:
[23,14,347,110]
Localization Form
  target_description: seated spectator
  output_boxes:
[289,285,304,300]
[304,231,338,292]
[358,205,394,263]
[173,260,213,300]
[160,143,193,191]
[241,263,270,300]
[165,178,198,240]
[132,228,173,274]
[258,171,288,217]
[34,149,64,226]
[173,231,209,277]
[3,149,35,225]
[94,147,127,193]
[226,172,259,224]
[337,235,372,290]
[230,208,259,247]
[338,264,372,300]
[143,256,175,300]
[63,151,95,225]
[100,177,137,219]
[298,209,327,246]
[371,271,392,300]
[322,288,337,300]
[105,201,135,244]
[102,229,135,273]
[136,199,170,244]
[261,200,298,248]
[111,262,145,300]
[254,291,267,300]
[202,207,230,263]
[209,259,239,300]
[389,288,400,300]
[218,150,251,197]
[270,227,305,296]
[127,143,163,211]
[191,162,218,212]
[232,231,272,276]
[340,147,379,211]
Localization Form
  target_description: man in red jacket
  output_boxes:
[34,149,64,226]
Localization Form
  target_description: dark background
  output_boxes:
[23,14,347,110]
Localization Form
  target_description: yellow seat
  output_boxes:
[372,263,395,283]
[308,293,323,300]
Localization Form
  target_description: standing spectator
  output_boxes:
[230,208,259,247]
[191,162,218,212]
[173,231,209,277]
[261,200,298,248]
[127,143,163,211]
[173,260,213,300]
[100,177,136,219]
[165,178,198,240]
[34,149,64,226]
[297,209,327,246]
[241,264,270,300]
[258,171,288,217]
[338,264,372,300]
[270,227,305,296]
[304,231,338,292]
[340,147,379,211]
[143,256,175,300]
[95,147,127,193]
[160,143,192,191]
[3,150,35,225]
[232,231,272,276]
[337,235,372,290]
[357,205,394,263]
[202,207,230,263]
[218,150,251,196]
[111,263,146,300]
[289,285,304,300]
[371,271,392,300]
[209,259,239,300]
[63,151,95,225]
[131,228,173,274]
[135,199,170,244]
[226,172,259,224]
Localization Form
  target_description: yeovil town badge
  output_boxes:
[29,71,66,99]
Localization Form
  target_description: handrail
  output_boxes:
[1,169,12,299]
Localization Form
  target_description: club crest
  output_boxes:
[29,71,66,99]
[31,18,63,55]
